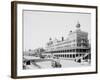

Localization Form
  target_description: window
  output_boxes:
[73,54,75,58]
[67,55,69,57]
[70,50,72,52]
[70,54,72,58]
[65,54,66,57]
[76,54,78,57]
[67,50,69,52]
[73,49,75,52]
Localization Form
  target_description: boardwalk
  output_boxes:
[23,59,90,69]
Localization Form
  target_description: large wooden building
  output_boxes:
[43,22,91,60]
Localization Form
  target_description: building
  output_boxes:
[23,48,45,68]
[43,22,91,61]
[23,48,45,56]
[23,49,35,56]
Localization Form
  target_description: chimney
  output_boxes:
[62,36,64,41]
[49,37,52,41]
[70,30,72,33]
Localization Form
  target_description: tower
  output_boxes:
[76,21,81,28]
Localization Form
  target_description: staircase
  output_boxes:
[75,53,91,63]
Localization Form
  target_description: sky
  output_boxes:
[23,10,91,51]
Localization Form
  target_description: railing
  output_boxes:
[75,53,90,62]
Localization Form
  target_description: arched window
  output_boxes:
[65,54,66,57]
[67,50,69,52]
[73,54,75,58]
[63,55,64,57]
[67,54,69,57]
[70,54,72,58]
[76,54,78,57]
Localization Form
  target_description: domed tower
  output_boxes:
[76,21,81,31]
[75,21,90,55]
[76,21,80,28]
[66,21,90,58]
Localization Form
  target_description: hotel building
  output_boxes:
[43,22,91,60]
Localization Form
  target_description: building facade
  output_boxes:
[43,22,91,61]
